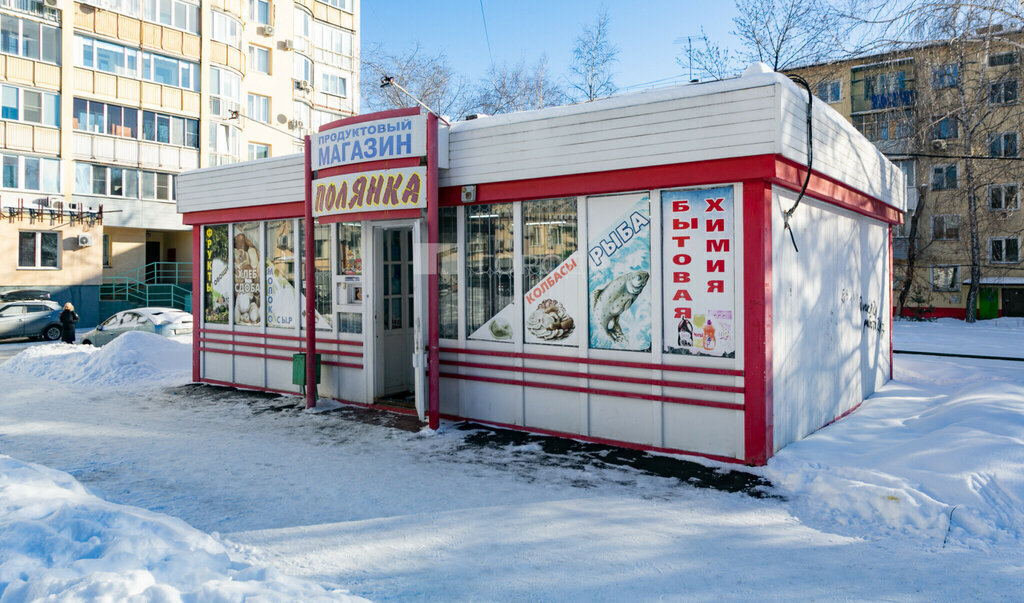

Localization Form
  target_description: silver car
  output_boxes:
[0,300,63,341]
[81,307,193,347]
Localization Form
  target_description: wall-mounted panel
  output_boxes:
[182,34,201,59]
[75,4,94,29]
[118,15,140,44]
[35,63,60,89]
[182,91,200,114]
[6,56,33,85]
[74,68,95,94]
[662,404,744,459]
[5,123,33,151]
[226,46,244,73]
[161,87,183,111]
[141,81,162,106]
[117,78,141,103]
[210,42,228,66]
[95,10,118,37]
[33,127,60,154]
[142,22,161,47]
[162,28,183,55]
[94,72,118,97]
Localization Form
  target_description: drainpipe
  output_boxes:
[304,136,316,409]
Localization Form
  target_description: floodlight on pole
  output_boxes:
[379,75,450,126]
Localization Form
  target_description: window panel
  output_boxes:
[931,266,960,291]
[21,21,39,60]
[88,101,104,133]
[123,107,137,138]
[932,214,960,240]
[92,164,107,195]
[18,232,35,267]
[2,85,17,120]
[41,25,59,64]
[22,157,39,190]
[141,171,155,199]
[1,16,18,56]
[39,232,59,268]
[40,158,59,192]
[466,203,515,339]
[43,93,59,128]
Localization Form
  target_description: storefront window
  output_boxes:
[233,222,262,326]
[203,225,229,324]
[265,219,296,328]
[466,203,514,341]
[337,222,361,276]
[523,198,579,346]
[439,207,458,339]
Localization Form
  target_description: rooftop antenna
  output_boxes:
[673,35,702,83]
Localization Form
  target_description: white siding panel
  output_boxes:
[524,389,581,435]
[662,405,744,459]
[778,89,905,209]
[177,154,305,214]
[442,84,781,187]
[771,186,891,452]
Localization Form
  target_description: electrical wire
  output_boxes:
[479,0,494,68]
[783,73,813,253]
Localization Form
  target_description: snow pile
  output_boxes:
[3,331,190,389]
[768,321,1024,546]
[894,316,1024,358]
[0,455,362,601]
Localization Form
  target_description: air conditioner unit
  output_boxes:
[43,0,59,7]
[260,25,275,37]
[294,79,311,92]
[931,139,948,151]
[78,233,95,247]
[283,39,294,51]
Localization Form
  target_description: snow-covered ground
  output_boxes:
[1,321,1023,600]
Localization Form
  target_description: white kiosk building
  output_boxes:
[177,66,905,465]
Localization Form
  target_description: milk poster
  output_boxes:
[265,219,297,328]
[662,186,736,358]
[587,194,652,351]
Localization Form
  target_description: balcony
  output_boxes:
[72,132,200,172]
[851,59,916,114]
[0,0,61,24]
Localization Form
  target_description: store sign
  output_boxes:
[313,167,426,218]
[587,193,652,351]
[662,186,736,357]
[312,114,427,170]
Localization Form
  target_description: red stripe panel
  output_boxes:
[199,347,362,370]
[440,347,743,377]
[439,372,744,411]
[441,360,744,394]
[200,336,362,359]
[199,327,363,347]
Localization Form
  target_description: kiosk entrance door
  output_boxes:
[372,222,426,416]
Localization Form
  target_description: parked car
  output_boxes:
[0,300,63,341]
[81,308,193,347]
[0,289,51,302]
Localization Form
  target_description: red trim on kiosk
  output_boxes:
[182,202,304,226]
[318,107,420,131]
[427,113,441,430]
[192,225,201,383]
[742,179,773,465]
[304,137,317,409]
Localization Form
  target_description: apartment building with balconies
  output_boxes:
[791,32,1024,319]
[0,0,359,325]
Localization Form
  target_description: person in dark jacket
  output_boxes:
[59,302,79,344]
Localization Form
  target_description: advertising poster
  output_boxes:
[265,220,296,328]
[662,186,736,357]
[587,194,652,351]
[233,222,262,326]
[524,252,581,346]
[203,225,229,324]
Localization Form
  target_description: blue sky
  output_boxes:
[361,1,742,92]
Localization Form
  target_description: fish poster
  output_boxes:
[233,222,262,327]
[662,186,736,358]
[203,225,230,324]
[587,193,652,351]
[524,252,581,346]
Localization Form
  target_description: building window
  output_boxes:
[103,233,112,267]
[816,80,841,103]
[990,237,1020,263]
[294,54,313,84]
[988,52,1018,67]
[1,85,59,128]
[931,265,960,291]
[320,0,351,12]
[932,63,959,89]
[248,45,270,74]
[211,11,242,48]
[438,207,458,339]
[247,142,270,160]
[990,80,1018,105]
[140,171,175,200]
[894,159,917,187]
[852,110,912,142]
[75,163,139,198]
[247,94,270,123]
[250,0,270,24]
[931,164,958,190]
[320,72,347,97]
[1,15,60,65]
[77,36,198,91]
[466,203,515,341]
[143,0,199,34]
[989,184,1019,211]
[932,214,960,241]
[142,50,198,91]
[294,8,312,39]
[933,116,959,139]
[989,132,1018,158]
[1,153,59,193]
[209,67,242,117]
[18,231,60,269]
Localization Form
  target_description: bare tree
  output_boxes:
[473,56,569,115]
[361,42,475,120]
[568,9,619,101]
[853,0,1024,321]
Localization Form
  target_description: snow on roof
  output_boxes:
[962,277,1024,285]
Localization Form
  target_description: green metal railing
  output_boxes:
[101,262,192,311]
